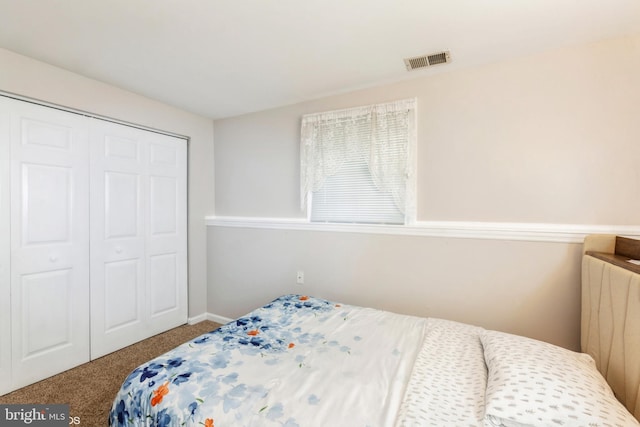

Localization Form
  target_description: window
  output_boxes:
[300,98,416,225]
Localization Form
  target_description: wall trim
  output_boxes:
[187,313,208,325]
[207,313,234,325]
[188,312,234,326]
[205,216,640,243]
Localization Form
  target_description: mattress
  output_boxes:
[109,294,638,426]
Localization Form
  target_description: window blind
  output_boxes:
[301,98,416,225]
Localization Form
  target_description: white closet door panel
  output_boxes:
[20,269,73,356]
[8,100,90,390]
[90,121,147,359]
[149,253,178,313]
[150,176,178,236]
[105,171,140,239]
[104,259,141,330]
[145,134,187,335]
[22,163,72,244]
[0,102,12,395]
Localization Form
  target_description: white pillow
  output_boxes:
[481,330,639,427]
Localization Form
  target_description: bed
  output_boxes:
[109,236,640,426]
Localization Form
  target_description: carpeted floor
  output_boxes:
[0,320,221,427]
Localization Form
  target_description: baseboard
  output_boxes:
[187,313,208,325]
[206,313,234,325]
[188,312,234,326]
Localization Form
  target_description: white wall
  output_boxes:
[209,35,640,350]
[0,47,215,318]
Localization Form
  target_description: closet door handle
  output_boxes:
[49,255,58,262]
[115,247,123,254]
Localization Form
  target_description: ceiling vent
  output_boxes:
[404,51,451,71]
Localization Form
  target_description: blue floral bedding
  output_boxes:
[108,294,432,426]
[108,294,640,426]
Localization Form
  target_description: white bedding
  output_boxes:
[109,295,638,426]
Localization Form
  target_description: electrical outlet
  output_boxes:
[296,271,304,285]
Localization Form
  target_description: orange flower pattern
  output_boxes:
[151,382,170,407]
[110,295,344,426]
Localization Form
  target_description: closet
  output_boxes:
[0,96,187,395]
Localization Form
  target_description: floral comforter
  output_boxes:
[109,294,485,426]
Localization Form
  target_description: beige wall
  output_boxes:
[215,34,640,222]
[0,48,215,318]
[209,227,583,349]
[210,35,640,350]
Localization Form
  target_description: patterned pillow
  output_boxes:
[481,330,639,427]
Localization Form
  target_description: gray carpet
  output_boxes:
[0,321,221,426]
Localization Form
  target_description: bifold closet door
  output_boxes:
[3,98,91,390]
[0,101,11,395]
[0,96,188,394]
[90,120,187,359]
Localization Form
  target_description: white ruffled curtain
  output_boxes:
[300,98,416,221]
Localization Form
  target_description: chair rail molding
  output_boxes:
[205,216,640,244]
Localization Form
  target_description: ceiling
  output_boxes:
[1,0,639,119]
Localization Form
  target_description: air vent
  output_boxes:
[404,51,451,71]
